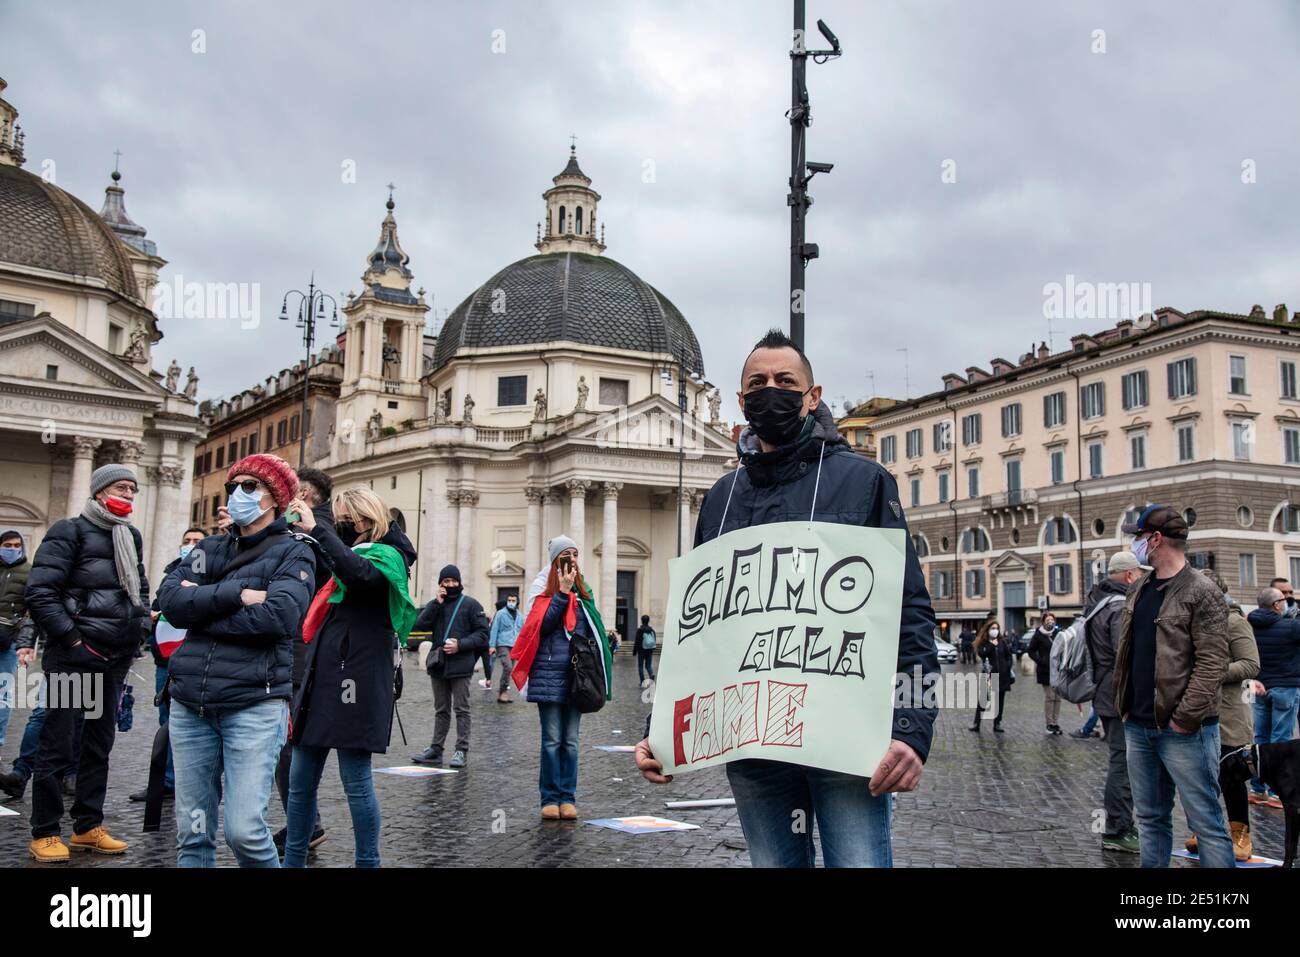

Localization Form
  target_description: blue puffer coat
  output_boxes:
[1247,607,1300,688]
[526,591,595,704]
[693,402,941,763]
[159,518,316,715]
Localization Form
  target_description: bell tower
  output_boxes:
[336,188,429,457]
[535,141,606,256]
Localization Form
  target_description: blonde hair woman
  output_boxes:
[283,485,417,867]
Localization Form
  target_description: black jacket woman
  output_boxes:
[283,486,416,868]
[970,620,1014,732]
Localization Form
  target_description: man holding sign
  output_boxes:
[636,330,940,867]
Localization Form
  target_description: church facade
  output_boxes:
[325,150,736,636]
[0,78,205,590]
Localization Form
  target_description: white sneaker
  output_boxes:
[479,679,490,690]
[640,678,650,689]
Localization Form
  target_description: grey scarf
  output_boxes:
[80,498,143,608]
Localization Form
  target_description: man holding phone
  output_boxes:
[411,565,489,769]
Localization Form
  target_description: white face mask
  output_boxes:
[989,628,1000,638]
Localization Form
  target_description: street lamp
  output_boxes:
[788,2,843,351]
[279,275,338,468]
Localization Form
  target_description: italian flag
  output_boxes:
[155,616,186,659]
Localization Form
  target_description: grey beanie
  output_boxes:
[90,463,137,496]
[547,535,579,565]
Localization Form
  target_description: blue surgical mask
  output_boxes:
[0,546,23,565]
[227,486,269,527]
[1131,536,1150,565]
[507,601,517,609]
[179,543,196,560]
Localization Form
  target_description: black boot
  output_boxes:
[0,768,28,800]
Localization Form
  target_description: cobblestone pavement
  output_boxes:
[0,653,1286,868]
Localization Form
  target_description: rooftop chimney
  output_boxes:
[1274,303,1289,323]
[1037,341,1050,360]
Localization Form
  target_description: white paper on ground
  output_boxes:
[664,799,736,809]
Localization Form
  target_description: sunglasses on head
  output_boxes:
[224,479,263,496]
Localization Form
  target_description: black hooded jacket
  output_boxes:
[292,521,415,753]
[692,402,942,763]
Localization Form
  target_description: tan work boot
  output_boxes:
[30,836,70,863]
[559,803,578,821]
[541,805,560,820]
[70,826,129,855]
[1185,833,1198,854]
[1230,821,1253,862]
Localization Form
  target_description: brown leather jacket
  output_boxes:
[1113,563,1229,730]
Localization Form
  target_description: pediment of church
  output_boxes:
[0,315,164,402]
[557,393,735,454]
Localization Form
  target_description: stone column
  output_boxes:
[676,488,696,556]
[565,479,590,557]
[149,464,186,592]
[455,489,478,584]
[525,484,545,580]
[47,445,74,526]
[416,467,443,603]
[443,488,461,583]
[600,482,622,628]
[67,436,101,517]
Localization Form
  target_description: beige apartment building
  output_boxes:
[868,305,1300,637]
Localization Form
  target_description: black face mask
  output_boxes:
[334,521,358,545]
[443,584,463,599]
[743,386,811,446]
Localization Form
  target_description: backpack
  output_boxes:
[1050,595,1125,703]
[641,627,656,651]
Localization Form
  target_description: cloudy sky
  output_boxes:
[4,0,1299,412]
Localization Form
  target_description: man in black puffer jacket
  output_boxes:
[636,329,940,868]
[159,454,315,868]
[22,463,150,862]
[411,564,489,769]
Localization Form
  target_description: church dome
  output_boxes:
[0,162,142,302]
[431,251,704,376]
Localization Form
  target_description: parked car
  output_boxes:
[1013,628,1035,658]
[933,638,958,664]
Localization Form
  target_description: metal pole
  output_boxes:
[299,277,313,468]
[789,0,807,351]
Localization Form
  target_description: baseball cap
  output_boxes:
[1120,504,1189,540]
[1108,550,1151,574]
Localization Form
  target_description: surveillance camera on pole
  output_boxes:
[788,1,842,351]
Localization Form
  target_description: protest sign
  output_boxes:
[648,521,904,778]
[585,817,699,833]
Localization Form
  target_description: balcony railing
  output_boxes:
[982,488,1038,509]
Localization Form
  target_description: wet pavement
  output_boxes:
[0,652,1286,867]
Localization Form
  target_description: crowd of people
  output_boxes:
[0,450,617,866]
[2,327,1297,869]
[957,508,1300,866]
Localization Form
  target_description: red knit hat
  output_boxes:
[227,454,299,512]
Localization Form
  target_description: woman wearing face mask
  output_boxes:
[281,486,417,868]
[159,454,316,868]
[970,619,1013,733]
[1028,612,1064,735]
[510,536,613,820]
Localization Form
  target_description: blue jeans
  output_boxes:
[1251,686,1299,795]
[285,745,380,868]
[1081,707,1099,736]
[725,759,893,867]
[1124,721,1234,868]
[155,665,174,790]
[0,645,15,748]
[537,702,581,806]
[170,698,287,868]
